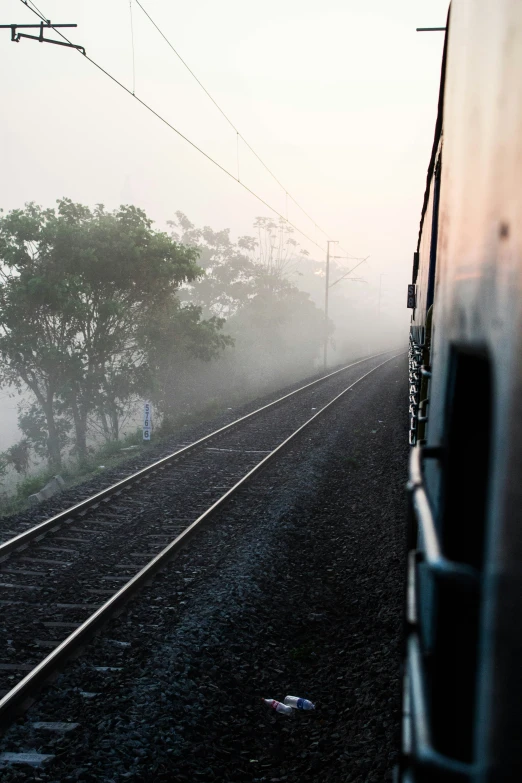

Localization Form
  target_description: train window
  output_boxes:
[431,347,492,763]
[442,348,491,569]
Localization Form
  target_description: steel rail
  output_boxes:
[0,352,402,727]
[0,351,393,560]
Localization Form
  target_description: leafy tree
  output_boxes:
[18,401,71,462]
[252,216,309,279]
[227,273,326,379]
[168,212,257,318]
[140,297,233,415]
[0,202,78,467]
[0,437,31,496]
[0,200,230,466]
[169,212,312,316]
[168,212,326,394]
[0,439,30,475]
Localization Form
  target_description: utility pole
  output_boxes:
[0,20,84,53]
[324,240,337,371]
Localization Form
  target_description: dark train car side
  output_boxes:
[403,2,522,782]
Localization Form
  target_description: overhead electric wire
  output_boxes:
[329,257,369,288]
[18,0,326,252]
[19,0,364,263]
[134,0,333,241]
[135,0,362,261]
[129,0,136,95]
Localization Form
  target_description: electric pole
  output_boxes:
[324,240,337,371]
[0,18,84,54]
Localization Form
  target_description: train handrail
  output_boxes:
[401,445,480,781]
[408,447,480,585]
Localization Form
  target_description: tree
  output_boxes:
[252,216,309,279]
[0,200,230,465]
[169,212,326,389]
[168,212,257,318]
[169,212,311,316]
[18,401,71,462]
[0,202,78,467]
[140,298,233,415]
[0,439,30,474]
[227,273,326,381]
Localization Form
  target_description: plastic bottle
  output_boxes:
[262,698,293,715]
[284,695,315,710]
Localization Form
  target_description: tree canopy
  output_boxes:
[0,201,329,483]
[162,212,327,413]
[0,199,229,467]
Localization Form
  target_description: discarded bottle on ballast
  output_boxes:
[284,695,315,710]
[263,698,293,715]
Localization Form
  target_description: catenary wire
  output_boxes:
[135,0,361,262]
[20,0,363,263]
[18,0,327,253]
[135,0,335,242]
[329,257,368,288]
[129,0,136,95]
[21,0,359,260]
[133,1,360,261]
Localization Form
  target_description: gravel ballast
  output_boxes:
[0,353,408,782]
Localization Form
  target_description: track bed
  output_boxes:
[0,354,407,782]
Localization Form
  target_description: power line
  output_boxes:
[134,0,334,243]
[129,0,136,95]
[137,0,361,261]
[17,0,327,253]
[21,1,45,22]
[329,257,369,288]
[133,1,362,261]
[20,0,364,263]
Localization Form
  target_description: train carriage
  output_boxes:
[402,2,522,781]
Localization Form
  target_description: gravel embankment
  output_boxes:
[0,353,408,782]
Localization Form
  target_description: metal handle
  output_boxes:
[401,445,479,781]
[408,447,480,585]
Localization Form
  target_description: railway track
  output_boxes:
[0,351,400,744]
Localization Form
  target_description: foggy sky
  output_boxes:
[0,0,448,448]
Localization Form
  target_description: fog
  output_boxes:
[0,0,447,487]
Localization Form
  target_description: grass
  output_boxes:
[0,429,146,518]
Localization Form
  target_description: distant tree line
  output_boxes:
[0,200,325,478]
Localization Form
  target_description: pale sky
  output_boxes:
[0,0,448,451]
[2,0,447,280]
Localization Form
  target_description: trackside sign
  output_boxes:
[143,401,152,441]
[407,284,416,309]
